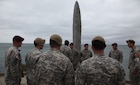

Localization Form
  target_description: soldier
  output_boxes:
[81,43,92,62]
[60,40,71,58]
[5,35,24,85]
[126,39,140,85]
[76,36,125,85]
[109,43,123,63]
[35,34,75,85]
[25,37,45,85]
[133,52,140,85]
[69,43,80,71]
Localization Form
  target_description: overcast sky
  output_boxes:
[0,0,140,45]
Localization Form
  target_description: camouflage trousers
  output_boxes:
[5,79,21,85]
[129,71,140,85]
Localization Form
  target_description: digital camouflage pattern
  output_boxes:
[60,45,71,58]
[76,54,125,85]
[128,47,140,85]
[25,48,42,85]
[109,49,123,63]
[35,48,75,85]
[5,46,23,85]
[81,49,92,62]
[133,57,140,85]
[69,48,80,71]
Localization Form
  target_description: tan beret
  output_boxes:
[92,36,105,43]
[50,34,62,45]
[34,38,45,45]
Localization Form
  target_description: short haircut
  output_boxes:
[84,43,88,47]
[92,40,106,50]
[112,43,117,46]
[70,43,73,46]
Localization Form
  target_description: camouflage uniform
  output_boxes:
[5,46,23,85]
[60,45,71,58]
[76,54,125,85]
[69,48,80,71]
[35,48,75,85]
[81,49,92,62]
[132,57,140,85]
[25,48,42,85]
[128,47,140,85]
[109,49,123,63]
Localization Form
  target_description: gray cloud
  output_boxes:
[0,0,140,45]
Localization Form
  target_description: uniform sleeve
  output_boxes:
[117,63,125,85]
[75,64,87,85]
[119,51,123,63]
[64,60,75,85]
[5,49,20,78]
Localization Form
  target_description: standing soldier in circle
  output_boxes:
[81,43,92,62]
[35,34,75,85]
[109,43,123,63]
[5,35,24,85]
[60,40,71,59]
[76,36,125,85]
[69,42,80,71]
[126,39,140,85]
[133,52,140,85]
[25,37,45,85]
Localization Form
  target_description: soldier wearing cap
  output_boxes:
[76,36,125,85]
[25,37,45,85]
[5,35,24,85]
[126,39,140,85]
[109,43,123,63]
[60,40,72,59]
[35,34,75,85]
[81,43,92,62]
[69,43,80,71]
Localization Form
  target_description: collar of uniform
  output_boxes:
[94,53,104,57]
[50,48,60,52]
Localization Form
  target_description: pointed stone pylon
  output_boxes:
[73,1,81,51]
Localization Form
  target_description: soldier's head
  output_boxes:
[70,43,74,49]
[50,34,62,49]
[84,43,89,50]
[64,40,69,46]
[13,35,24,48]
[112,43,118,50]
[92,36,106,51]
[126,39,135,48]
[34,38,45,49]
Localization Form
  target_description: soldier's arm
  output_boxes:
[8,50,19,78]
[75,65,86,85]
[64,60,75,85]
[117,63,125,85]
[120,51,123,63]
[108,51,111,57]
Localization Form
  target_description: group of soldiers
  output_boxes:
[4,34,140,85]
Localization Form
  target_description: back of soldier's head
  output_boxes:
[50,34,62,47]
[34,38,45,47]
[92,36,106,50]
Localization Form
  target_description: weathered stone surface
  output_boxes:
[73,1,81,51]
